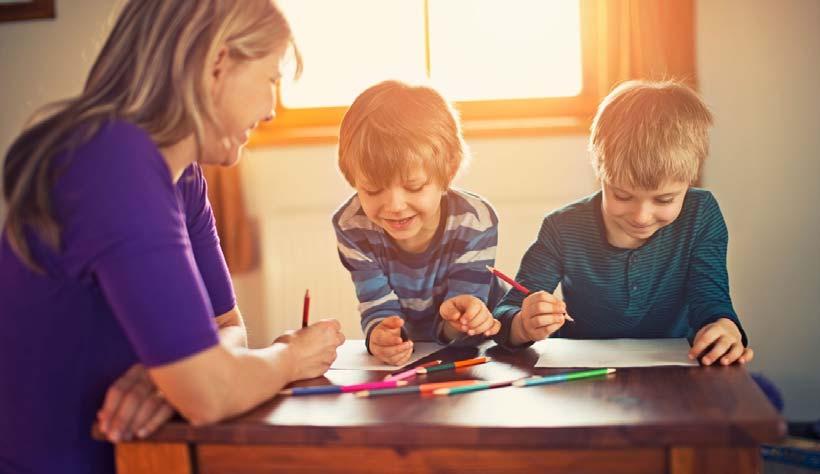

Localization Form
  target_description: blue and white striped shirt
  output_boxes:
[333,188,499,343]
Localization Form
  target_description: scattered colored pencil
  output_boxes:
[384,360,443,381]
[484,265,574,322]
[355,380,480,398]
[433,379,520,396]
[301,289,310,328]
[416,356,492,374]
[512,368,615,388]
[280,380,408,396]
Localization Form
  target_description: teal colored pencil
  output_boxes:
[512,368,615,388]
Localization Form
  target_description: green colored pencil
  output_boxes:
[512,368,615,388]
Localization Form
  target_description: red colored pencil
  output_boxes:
[485,265,574,322]
[485,265,530,294]
[302,289,310,328]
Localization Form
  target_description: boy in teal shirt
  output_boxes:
[493,80,754,367]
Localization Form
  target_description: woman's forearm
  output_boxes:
[149,342,294,426]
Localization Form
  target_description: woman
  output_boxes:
[0,1,344,473]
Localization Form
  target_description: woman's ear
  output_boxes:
[211,46,229,83]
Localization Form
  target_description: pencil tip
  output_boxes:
[397,381,409,386]
[305,289,310,297]
[279,389,293,396]
[607,368,616,374]
[433,388,449,395]
[354,391,369,398]
[485,265,494,272]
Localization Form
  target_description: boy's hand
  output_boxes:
[689,318,754,366]
[439,295,501,337]
[511,291,568,344]
[368,316,414,366]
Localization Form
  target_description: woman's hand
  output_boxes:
[280,319,345,381]
[97,364,175,442]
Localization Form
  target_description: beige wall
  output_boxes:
[697,0,820,420]
[1,0,817,420]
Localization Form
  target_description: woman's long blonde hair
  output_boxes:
[3,0,301,271]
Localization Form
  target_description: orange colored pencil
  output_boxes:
[416,356,492,374]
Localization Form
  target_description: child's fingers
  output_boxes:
[375,340,413,358]
[738,347,754,364]
[370,327,404,347]
[700,336,732,366]
[529,301,566,317]
[720,342,745,365]
[467,312,494,336]
[386,346,414,366]
[438,299,462,321]
[484,319,502,336]
[688,325,720,359]
[529,314,565,329]
[465,305,490,329]
[380,315,405,329]
[458,298,483,326]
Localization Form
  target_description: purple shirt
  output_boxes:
[0,121,232,473]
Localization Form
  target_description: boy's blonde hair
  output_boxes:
[589,80,713,189]
[338,80,468,189]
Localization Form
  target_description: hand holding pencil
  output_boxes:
[512,291,569,344]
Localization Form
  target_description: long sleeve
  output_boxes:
[333,214,404,344]
[684,193,746,345]
[493,214,564,349]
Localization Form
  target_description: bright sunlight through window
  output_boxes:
[277,0,582,109]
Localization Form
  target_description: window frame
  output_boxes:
[249,0,601,147]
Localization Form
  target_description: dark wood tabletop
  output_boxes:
[141,342,786,450]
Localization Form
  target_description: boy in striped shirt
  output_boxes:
[333,80,502,366]
[493,80,755,367]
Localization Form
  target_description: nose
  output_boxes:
[383,188,407,213]
[633,202,653,225]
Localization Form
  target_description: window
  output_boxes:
[249,0,696,146]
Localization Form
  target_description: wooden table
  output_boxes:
[113,343,785,473]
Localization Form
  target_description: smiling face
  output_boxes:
[600,179,689,249]
[355,169,445,253]
[205,47,285,166]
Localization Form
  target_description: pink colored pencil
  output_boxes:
[384,367,420,382]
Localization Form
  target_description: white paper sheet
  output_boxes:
[329,339,444,371]
[533,338,698,368]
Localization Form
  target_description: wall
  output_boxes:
[697,0,820,420]
[0,0,121,219]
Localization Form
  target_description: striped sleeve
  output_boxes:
[332,198,404,345]
[436,192,500,340]
[441,193,499,303]
[684,193,747,345]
